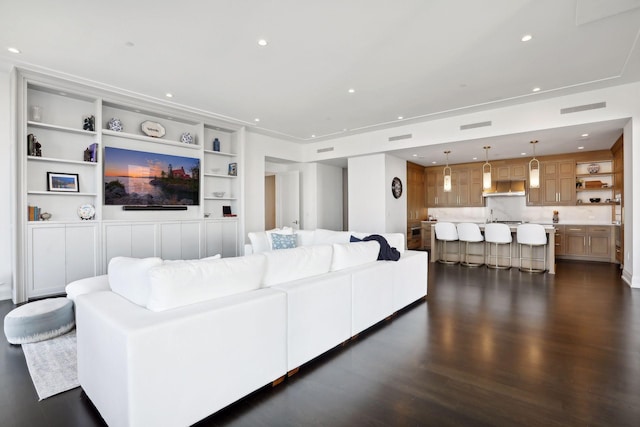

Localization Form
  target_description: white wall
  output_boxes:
[349,154,386,231]
[348,153,406,233]
[385,154,407,234]
[0,65,13,300]
[316,163,343,231]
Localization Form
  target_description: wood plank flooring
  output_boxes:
[1,259,639,426]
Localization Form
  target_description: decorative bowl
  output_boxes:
[213,191,225,198]
[587,163,600,174]
[589,198,601,203]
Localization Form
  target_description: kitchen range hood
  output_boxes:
[483,180,526,197]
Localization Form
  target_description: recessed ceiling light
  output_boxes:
[472,157,477,160]
[311,134,316,138]
[581,133,589,137]
[578,146,584,150]
[257,39,268,47]
[165,93,173,98]
[59,92,67,96]
[521,152,527,156]
[348,88,355,94]
[134,109,141,113]
[431,161,437,164]
[7,47,21,54]
[532,87,541,92]
[398,116,404,120]
[521,34,533,42]
[412,154,418,157]
[254,118,260,122]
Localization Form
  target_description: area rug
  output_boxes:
[21,330,79,400]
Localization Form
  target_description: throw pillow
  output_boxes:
[108,256,163,307]
[271,233,297,250]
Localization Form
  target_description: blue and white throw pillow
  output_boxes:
[271,233,297,250]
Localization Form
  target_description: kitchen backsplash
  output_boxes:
[428,196,613,224]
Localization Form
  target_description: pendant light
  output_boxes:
[529,140,540,189]
[482,146,492,190]
[443,150,452,192]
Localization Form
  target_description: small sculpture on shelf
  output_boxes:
[84,148,91,162]
[27,133,42,157]
[39,212,51,221]
[83,115,95,131]
[213,137,221,152]
[552,210,559,224]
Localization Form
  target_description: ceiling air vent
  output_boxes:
[560,102,606,114]
[317,147,334,153]
[460,121,492,130]
[388,133,412,142]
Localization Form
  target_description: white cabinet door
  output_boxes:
[160,222,203,260]
[29,223,99,297]
[65,224,98,283]
[104,223,157,268]
[29,225,66,296]
[205,220,238,258]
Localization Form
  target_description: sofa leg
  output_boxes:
[272,375,286,386]
[287,367,300,378]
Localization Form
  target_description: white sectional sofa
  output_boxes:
[70,229,428,427]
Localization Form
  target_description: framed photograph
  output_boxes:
[228,162,237,176]
[47,172,79,192]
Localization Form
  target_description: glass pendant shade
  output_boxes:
[482,146,492,190]
[443,150,452,192]
[529,159,540,188]
[528,140,540,189]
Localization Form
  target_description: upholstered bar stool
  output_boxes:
[484,223,512,269]
[516,224,547,273]
[434,222,459,264]
[456,223,484,267]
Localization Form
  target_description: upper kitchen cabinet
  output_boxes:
[425,164,483,207]
[527,159,575,206]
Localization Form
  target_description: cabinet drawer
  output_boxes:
[565,226,586,234]
[587,226,610,235]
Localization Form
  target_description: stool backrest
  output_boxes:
[484,223,513,244]
[516,223,547,245]
[456,223,483,242]
[434,222,458,241]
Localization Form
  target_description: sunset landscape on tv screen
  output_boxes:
[104,147,200,205]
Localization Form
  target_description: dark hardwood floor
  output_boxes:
[1,259,639,426]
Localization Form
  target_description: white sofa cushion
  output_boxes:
[330,241,380,271]
[262,245,333,287]
[295,229,316,247]
[108,257,163,307]
[66,275,110,301]
[146,254,267,312]
[313,228,351,245]
[247,231,271,253]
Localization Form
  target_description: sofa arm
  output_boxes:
[76,288,287,427]
[244,243,254,255]
[65,275,109,301]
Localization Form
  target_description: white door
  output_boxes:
[276,171,300,230]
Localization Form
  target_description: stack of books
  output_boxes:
[28,205,41,221]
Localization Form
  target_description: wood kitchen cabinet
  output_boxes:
[528,159,575,206]
[559,224,614,261]
[406,162,426,220]
[554,225,565,256]
[425,165,483,207]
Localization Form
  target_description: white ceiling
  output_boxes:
[1,0,639,161]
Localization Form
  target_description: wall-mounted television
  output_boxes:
[104,147,200,206]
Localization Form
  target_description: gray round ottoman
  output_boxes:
[3,297,75,345]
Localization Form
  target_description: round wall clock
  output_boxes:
[391,177,403,199]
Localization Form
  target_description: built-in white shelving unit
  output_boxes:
[15,69,245,302]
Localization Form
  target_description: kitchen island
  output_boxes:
[428,222,556,274]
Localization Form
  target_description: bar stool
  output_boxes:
[434,222,459,264]
[484,223,512,269]
[456,223,484,267]
[516,224,547,273]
